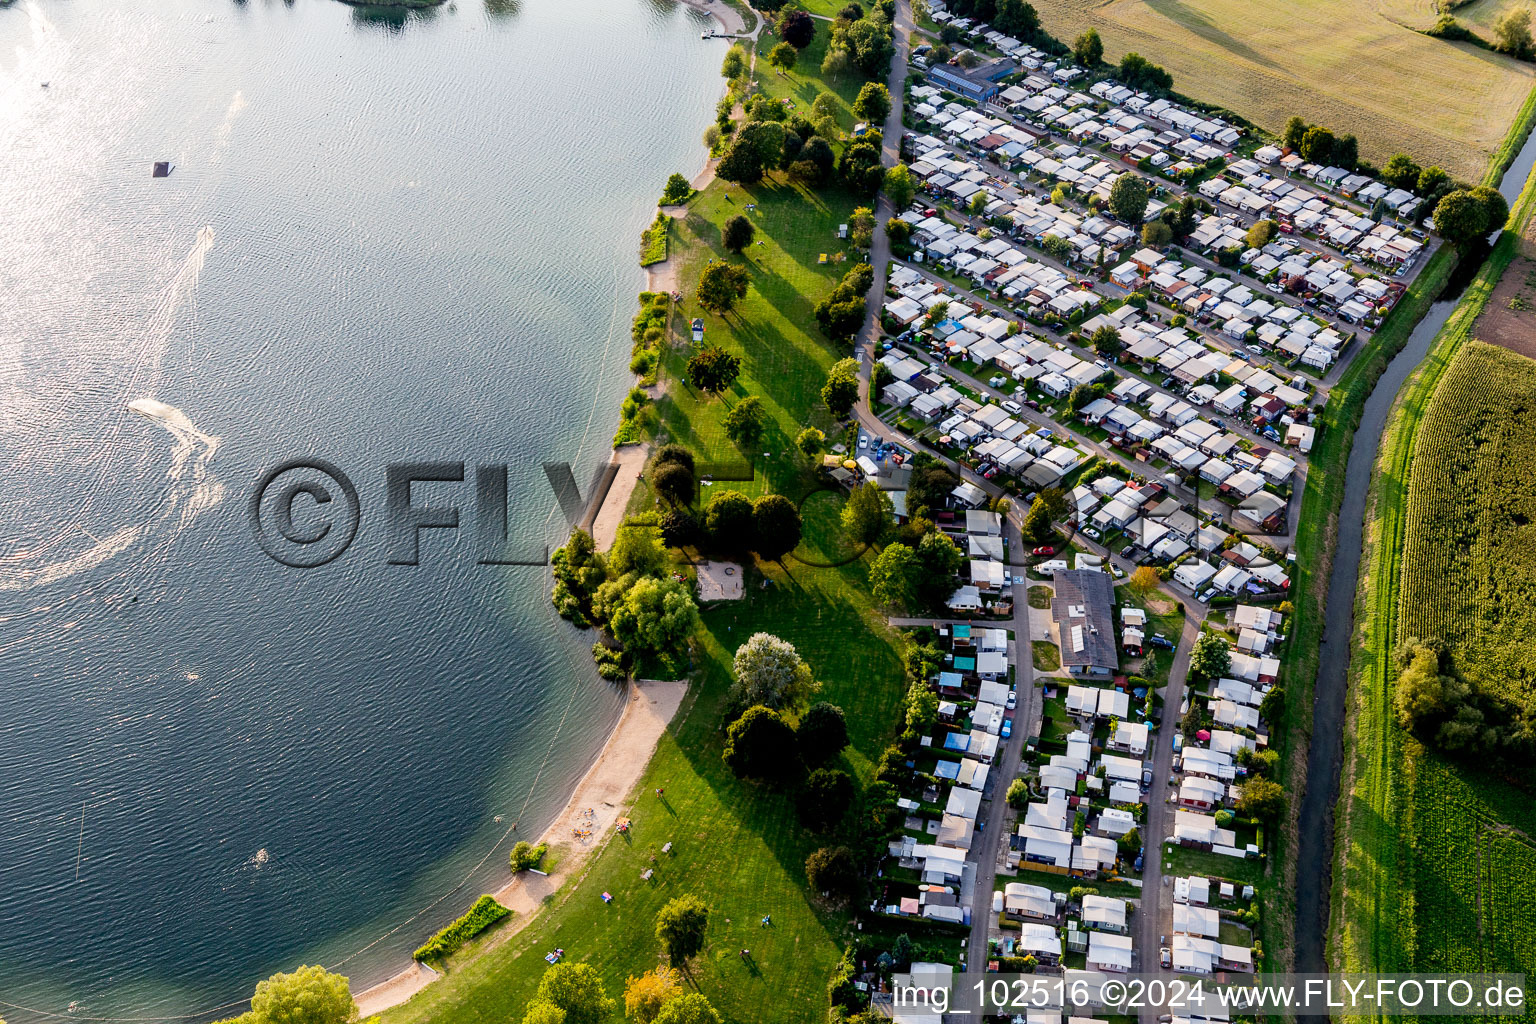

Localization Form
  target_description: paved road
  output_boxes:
[963,515,1038,972]
[1132,606,1201,1008]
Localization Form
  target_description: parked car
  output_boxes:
[1083,526,1102,541]
[1150,634,1174,649]
[1002,400,1022,414]
[858,435,869,449]
[1001,716,1013,739]
[1006,690,1017,710]
[1160,947,1172,968]
[1197,588,1216,603]
[1032,545,1056,556]
[1140,768,1154,791]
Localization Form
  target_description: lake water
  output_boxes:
[0,0,721,1018]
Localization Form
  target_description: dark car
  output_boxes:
[1149,634,1175,650]
[1141,768,1154,791]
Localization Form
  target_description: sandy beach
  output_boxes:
[353,678,688,1018]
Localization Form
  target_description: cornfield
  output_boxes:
[1397,341,1536,715]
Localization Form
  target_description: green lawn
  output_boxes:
[1032,641,1061,672]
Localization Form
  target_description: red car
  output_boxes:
[1032,545,1056,556]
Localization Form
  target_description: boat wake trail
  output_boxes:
[0,227,224,593]
[0,400,223,592]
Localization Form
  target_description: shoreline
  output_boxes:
[354,678,688,1018]
[359,5,748,1013]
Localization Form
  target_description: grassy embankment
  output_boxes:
[1028,0,1535,180]
[383,21,917,1024]
[1327,133,1536,1008]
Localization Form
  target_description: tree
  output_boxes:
[994,0,1040,37]
[1022,496,1054,543]
[968,190,991,217]
[913,531,964,607]
[768,40,799,73]
[1089,324,1123,356]
[1117,826,1141,853]
[821,44,854,79]
[733,632,815,709]
[798,702,850,763]
[1299,125,1335,165]
[1382,153,1421,192]
[840,139,885,194]
[717,122,782,184]
[608,576,699,660]
[660,507,701,549]
[655,895,710,967]
[1006,776,1029,808]
[696,262,749,314]
[722,214,755,253]
[884,164,916,209]
[1140,220,1172,247]
[1434,189,1491,249]
[1495,7,1534,57]
[815,262,875,339]
[1472,184,1510,233]
[779,8,815,48]
[1282,116,1307,151]
[653,462,695,506]
[906,461,958,516]
[854,81,892,125]
[1128,565,1160,598]
[609,516,669,577]
[805,845,859,897]
[653,994,722,1024]
[1417,165,1450,198]
[822,357,862,418]
[704,488,754,545]
[800,136,836,182]
[523,1003,567,1024]
[1245,219,1277,250]
[846,13,894,75]
[250,966,357,1024]
[842,481,895,544]
[624,969,682,1024]
[724,704,799,778]
[869,542,919,608]
[1073,26,1103,65]
[752,493,803,562]
[799,767,855,831]
[1189,631,1232,680]
[661,173,692,206]
[886,218,913,248]
[686,344,741,396]
[1333,133,1359,171]
[849,206,876,248]
[535,963,616,1024]
[1109,174,1149,224]
[1068,380,1104,414]
[1042,233,1072,262]
[796,426,826,456]
[723,395,767,449]
[1236,776,1286,819]
[721,43,748,79]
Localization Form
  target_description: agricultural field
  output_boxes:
[1397,341,1536,717]
[1028,0,1536,180]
